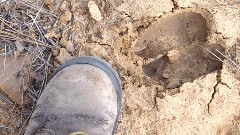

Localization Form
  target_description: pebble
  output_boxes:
[66,41,75,52]
[44,0,54,5]
[167,79,181,89]
[13,50,20,59]
[167,49,180,63]
[56,48,73,64]
[15,41,24,52]
[60,10,72,23]
[162,73,170,78]
[88,1,102,21]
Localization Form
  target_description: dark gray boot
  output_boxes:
[25,56,122,135]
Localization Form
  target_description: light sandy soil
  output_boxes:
[0,0,240,134]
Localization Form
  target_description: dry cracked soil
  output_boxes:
[1,0,240,135]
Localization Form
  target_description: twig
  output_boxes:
[0,1,60,134]
[20,0,57,18]
[3,44,6,72]
[216,49,238,68]
[0,92,14,105]
[0,18,54,48]
[0,0,10,5]
[20,76,24,126]
[17,109,33,135]
[205,48,224,62]
[206,48,240,73]
[0,125,14,130]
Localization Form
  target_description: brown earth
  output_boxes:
[0,0,240,134]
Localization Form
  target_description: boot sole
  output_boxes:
[49,56,122,135]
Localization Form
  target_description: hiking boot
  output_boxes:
[25,56,122,135]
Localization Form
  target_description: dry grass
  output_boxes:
[206,47,240,79]
[0,0,60,134]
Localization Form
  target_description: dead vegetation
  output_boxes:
[0,0,60,134]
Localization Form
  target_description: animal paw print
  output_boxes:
[135,12,225,88]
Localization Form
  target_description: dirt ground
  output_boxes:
[0,0,240,134]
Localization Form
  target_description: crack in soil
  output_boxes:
[207,67,234,114]
[171,0,179,10]
[207,70,222,114]
[207,81,219,114]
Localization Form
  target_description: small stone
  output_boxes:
[44,0,54,5]
[15,41,24,53]
[60,1,68,10]
[59,37,68,47]
[60,10,72,24]
[66,41,75,52]
[167,79,181,89]
[167,49,180,63]
[52,49,60,56]
[88,1,103,21]
[147,58,155,63]
[137,60,143,66]
[56,48,73,64]
[0,56,29,104]
[162,73,170,78]
[44,31,60,38]
[13,50,20,59]
[167,88,180,95]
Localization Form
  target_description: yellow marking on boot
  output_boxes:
[69,131,87,135]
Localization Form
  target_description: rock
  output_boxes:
[59,38,75,53]
[60,1,68,11]
[162,73,170,78]
[88,1,103,21]
[166,79,180,89]
[66,41,75,52]
[59,36,68,47]
[44,30,60,39]
[0,56,27,104]
[117,0,174,20]
[136,60,143,66]
[44,0,54,6]
[15,41,24,53]
[13,50,20,59]
[52,48,60,56]
[60,10,72,24]
[167,49,180,63]
[56,48,73,64]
